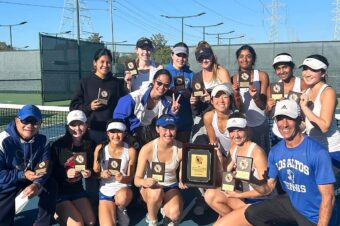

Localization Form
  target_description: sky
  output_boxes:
[0,0,336,51]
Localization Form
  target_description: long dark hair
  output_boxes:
[152,68,172,82]
[92,48,113,72]
[236,44,257,67]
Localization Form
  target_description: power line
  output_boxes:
[114,3,178,39]
[191,0,261,27]
[233,0,263,14]
[258,0,273,15]
[0,0,106,11]
[115,1,202,42]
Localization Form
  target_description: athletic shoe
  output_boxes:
[335,187,340,197]
[162,217,178,226]
[117,207,130,226]
[193,196,207,216]
[146,213,158,226]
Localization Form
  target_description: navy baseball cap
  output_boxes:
[156,114,177,127]
[136,37,154,49]
[195,47,214,61]
[17,104,42,122]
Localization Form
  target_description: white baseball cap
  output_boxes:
[211,83,233,97]
[67,110,87,125]
[273,99,300,119]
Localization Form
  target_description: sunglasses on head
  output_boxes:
[176,53,188,58]
[155,80,170,88]
[20,117,40,125]
[198,56,211,63]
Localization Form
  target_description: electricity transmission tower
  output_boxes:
[59,0,94,39]
[268,0,280,42]
[334,0,340,40]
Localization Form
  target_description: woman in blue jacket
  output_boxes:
[114,69,180,150]
[165,42,193,143]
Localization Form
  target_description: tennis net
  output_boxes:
[0,103,69,141]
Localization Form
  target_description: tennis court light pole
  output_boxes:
[205,30,235,45]
[185,22,223,41]
[160,12,206,42]
[76,0,82,80]
[220,35,245,65]
[0,21,27,49]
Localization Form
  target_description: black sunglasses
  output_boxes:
[155,80,170,88]
[176,53,188,58]
[20,117,40,125]
[198,56,211,63]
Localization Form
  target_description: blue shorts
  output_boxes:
[99,191,115,202]
[140,183,179,192]
[56,191,88,203]
[244,198,266,205]
[163,183,179,193]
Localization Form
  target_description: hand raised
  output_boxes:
[171,93,181,114]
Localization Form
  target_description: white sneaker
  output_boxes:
[146,214,158,226]
[117,207,130,226]
[162,217,178,226]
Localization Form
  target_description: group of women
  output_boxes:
[50,37,339,226]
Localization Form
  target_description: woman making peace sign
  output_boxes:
[114,69,181,150]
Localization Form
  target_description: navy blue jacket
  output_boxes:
[0,121,50,193]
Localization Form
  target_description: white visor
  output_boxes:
[226,118,247,129]
[273,55,293,66]
[106,122,126,132]
[299,58,327,70]
[172,46,188,55]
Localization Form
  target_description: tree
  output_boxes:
[153,47,172,65]
[149,33,171,65]
[87,33,102,43]
[150,33,168,50]
[0,41,12,51]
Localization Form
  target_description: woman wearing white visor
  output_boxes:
[299,54,340,193]
[204,111,269,226]
[268,53,307,146]
[93,119,137,226]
